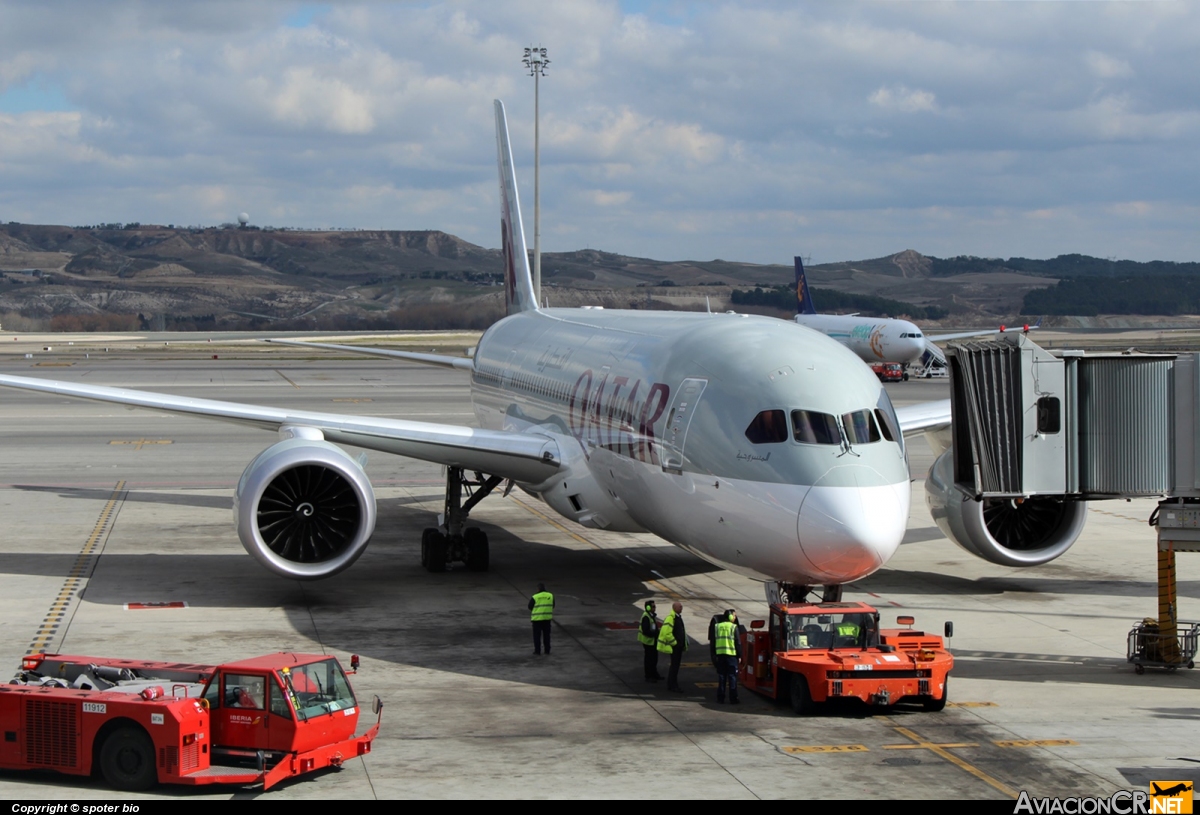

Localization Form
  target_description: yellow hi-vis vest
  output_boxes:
[657,611,685,654]
[638,610,656,647]
[714,620,737,657]
[530,591,554,622]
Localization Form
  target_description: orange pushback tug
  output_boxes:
[0,652,381,791]
[740,601,953,714]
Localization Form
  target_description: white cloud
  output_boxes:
[0,1,1198,263]
[1085,50,1133,79]
[868,85,938,114]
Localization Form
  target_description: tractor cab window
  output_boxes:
[784,614,833,650]
[784,612,879,650]
[269,677,293,719]
[224,674,266,709]
[279,659,357,721]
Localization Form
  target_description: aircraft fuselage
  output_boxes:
[471,307,911,585]
[794,313,926,366]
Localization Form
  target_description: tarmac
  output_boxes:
[0,333,1196,800]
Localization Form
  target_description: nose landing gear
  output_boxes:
[765,582,843,604]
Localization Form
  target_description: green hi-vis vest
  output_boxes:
[530,591,554,622]
[835,622,860,639]
[714,620,737,657]
[657,611,686,654]
[638,610,656,647]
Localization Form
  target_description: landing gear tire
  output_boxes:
[464,527,490,572]
[420,528,439,568]
[789,673,815,715]
[1134,663,1145,675]
[100,726,157,791]
[424,531,447,573]
[923,678,948,712]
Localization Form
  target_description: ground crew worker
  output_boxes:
[834,615,862,647]
[714,610,741,704]
[529,583,554,655]
[657,601,687,692]
[639,600,662,682]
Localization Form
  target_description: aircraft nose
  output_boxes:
[796,466,907,583]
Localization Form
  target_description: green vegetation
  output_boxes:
[1022,276,1200,316]
[730,285,948,320]
[930,254,1200,279]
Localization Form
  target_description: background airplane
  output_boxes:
[0,102,1085,602]
[792,256,1036,375]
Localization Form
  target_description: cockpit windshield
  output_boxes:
[784,612,877,650]
[791,410,840,445]
[278,658,356,721]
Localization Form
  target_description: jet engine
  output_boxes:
[925,449,1087,567]
[234,438,377,579]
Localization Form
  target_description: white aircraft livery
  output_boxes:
[792,257,1033,370]
[0,101,1087,599]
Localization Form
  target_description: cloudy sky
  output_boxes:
[1,1,1197,264]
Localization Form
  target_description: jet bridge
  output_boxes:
[946,333,1199,670]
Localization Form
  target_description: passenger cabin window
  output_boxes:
[745,409,788,444]
[791,410,840,445]
[842,410,881,445]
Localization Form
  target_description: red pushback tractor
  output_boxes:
[0,652,381,791]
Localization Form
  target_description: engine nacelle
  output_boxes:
[925,448,1087,567]
[234,438,376,579]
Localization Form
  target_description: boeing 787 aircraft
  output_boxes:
[0,101,1087,601]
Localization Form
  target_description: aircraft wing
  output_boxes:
[927,318,1041,344]
[926,329,998,343]
[0,373,559,483]
[265,339,474,371]
[895,399,951,437]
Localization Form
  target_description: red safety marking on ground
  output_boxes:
[603,621,638,630]
[124,601,188,610]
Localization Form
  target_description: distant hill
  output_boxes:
[0,222,1193,329]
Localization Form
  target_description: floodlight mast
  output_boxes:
[522,46,549,305]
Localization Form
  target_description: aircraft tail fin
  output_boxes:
[494,100,538,315]
[795,256,817,315]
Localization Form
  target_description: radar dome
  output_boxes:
[237,213,250,225]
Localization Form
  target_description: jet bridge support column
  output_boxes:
[1153,503,1200,667]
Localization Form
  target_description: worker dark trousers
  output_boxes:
[532,620,552,654]
[643,644,661,680]
[667,648,684,689]
[717,656,739,702]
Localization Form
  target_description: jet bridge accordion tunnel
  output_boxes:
[940,333,1199,670]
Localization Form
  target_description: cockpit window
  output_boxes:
[745,409,788,444]
[842,410,881,445]
[876,387,904,454]
[791,410,840,445]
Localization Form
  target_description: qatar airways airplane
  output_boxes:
[0,102,1085,601]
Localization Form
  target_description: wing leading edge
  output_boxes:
[895,398,951,437]
[265,339,474,371]
[0,373,560,483]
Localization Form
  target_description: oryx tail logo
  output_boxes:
[1150,782,1193,814]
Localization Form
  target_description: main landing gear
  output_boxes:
[421,467,506,573]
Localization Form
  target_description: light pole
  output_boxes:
[523,46,549,306]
